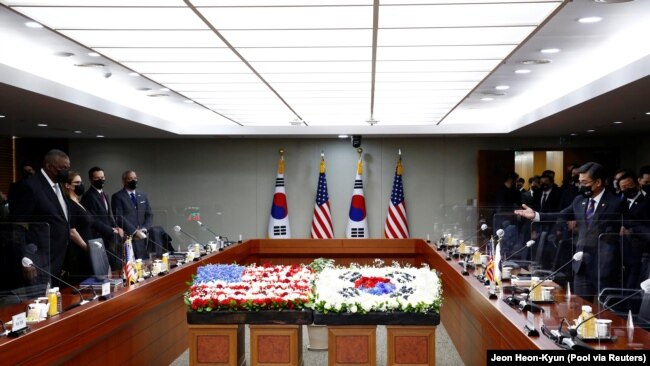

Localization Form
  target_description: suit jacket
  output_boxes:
[540,190,627,285]
[81,187,116,239]
[9,170,71,280]
[111,188,153,235]
[534,187,562,213]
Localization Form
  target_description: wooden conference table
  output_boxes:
[0,239,648,365]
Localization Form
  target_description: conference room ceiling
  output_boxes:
[0,0,648,138]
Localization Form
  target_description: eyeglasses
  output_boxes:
[579,180,593,186]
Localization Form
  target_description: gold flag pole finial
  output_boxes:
[320,152,326,173]
[357,147,363,156]
[278,149,285,174]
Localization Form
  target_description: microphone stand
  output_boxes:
[564,289,645,349]
[24,260,97,311]
[506,253,581,314]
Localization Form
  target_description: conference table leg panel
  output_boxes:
[386,325,436,366]
[328,326,377,366]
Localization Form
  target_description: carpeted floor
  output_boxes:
[170,323,464,365]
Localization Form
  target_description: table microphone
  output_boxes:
[466,224,490,244]
[173,225,201,244]
[21,258,97,311]
[566,285,648,350]
[502,240,536,269]
[514,252,584,313]
[197,221,231,250]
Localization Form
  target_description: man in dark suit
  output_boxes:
[619,171,650,289]
[81,166,124,269]
[533,173,562,213]
[515,162,628,301]
[9,149,71,285]
[111,170,153,259]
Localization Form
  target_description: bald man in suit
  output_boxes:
[10,149,71,286]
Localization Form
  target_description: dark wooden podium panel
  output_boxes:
[2,239,647,365]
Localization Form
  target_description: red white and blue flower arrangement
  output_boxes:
[185,264,313,312]
[309,260,442,314]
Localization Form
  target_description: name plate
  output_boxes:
[12,312,27,332]
[526,311,535,330]
[102,282,111,296]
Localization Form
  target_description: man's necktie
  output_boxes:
[585,199,596,225]
[130,192,137,207]
[54,183,68,220]
[541,193,548,209]
[100,191,108,211]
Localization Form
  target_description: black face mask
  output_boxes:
[642,184,650,195]
[126,180,137,190]
[92,179,106,189]
[540,184,550,191]
[73,183,85,197]
[55,169,69,184]
[623,188,638,200]
[579,185,593,198]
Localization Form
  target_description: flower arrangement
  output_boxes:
[185,263,314,312]
[309,261,442,314]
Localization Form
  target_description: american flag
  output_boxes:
[384,156,409,238]
[311,155,334,239]
[123,237,137,285]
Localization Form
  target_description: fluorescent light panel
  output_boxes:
[378,27,537,46]
[60,30,225,47]
[379,3,562,28]
[376,45,517,61]
[7,0,185,5]
[122,61,252,74]
[13,7,206,30]
[220,29,372,47]
[237,47,372,62]
[95,48,241,62]
[197,6,372,30]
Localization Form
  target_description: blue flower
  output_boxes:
[194,264,244,284]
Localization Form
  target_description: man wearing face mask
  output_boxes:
[81,166,124,269]
[619,171,650,288]
[638,166,650,196]
[9,149,72,286]
[515,162,628,301]
[111,170,153,259]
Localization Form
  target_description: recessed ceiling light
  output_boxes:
[160,88,170,92]
[96,135,105,138]
[593,0,633,3]
[578,16,603,23]
[74,130,82,134]
[570,133,578,136]
[25,21,43,28]
[87,52,100,57]
[54,52,74,57]
[147,93,170,98]
[645,112,650,115]
[136,87,152,91]
[540,48,560,54]
[514,69,531,74]
[586,129,595,133]
[612,121,623,124]
[480,97,494,101]
[338,134,349,139]
[37,123,48,127]
[495,85,510,90]
[128,72,140,77]
[520,59,551,65]
[74,63,105,68]
[0,115,5,118]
